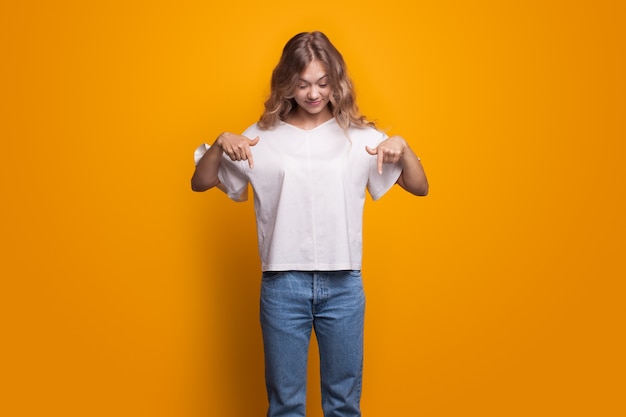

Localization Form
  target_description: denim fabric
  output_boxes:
[260,270,365,417]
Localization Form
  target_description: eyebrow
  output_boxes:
[298,75,328,83]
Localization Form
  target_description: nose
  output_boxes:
[307,86,320,100]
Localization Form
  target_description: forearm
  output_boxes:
[191,140,223,192]
[398,145,429,196]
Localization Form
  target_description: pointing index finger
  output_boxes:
[246,136,259,168]
[365,145,382,174]
[246,149,254,168]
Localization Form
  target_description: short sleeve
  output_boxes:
[366,132,402,201]
[193,143,249,202]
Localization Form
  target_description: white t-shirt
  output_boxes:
[195,118,402,271]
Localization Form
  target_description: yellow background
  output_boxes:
[2,1,624,416]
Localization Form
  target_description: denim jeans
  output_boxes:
[260,270,365,417]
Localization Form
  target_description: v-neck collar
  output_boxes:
[280,117,336,132]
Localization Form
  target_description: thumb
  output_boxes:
[249,136,260,146]
[365,145,377,155]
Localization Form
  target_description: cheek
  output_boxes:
[294,91,306,102]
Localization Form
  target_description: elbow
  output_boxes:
[399,175,429,196]
[419,180,429,196]
[398,170,428,197]
[191,182,208,192]
[399,183,428,197]
[413,185,429,197]
[409,179,429,196]
[191,177,215,192]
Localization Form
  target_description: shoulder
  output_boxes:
[242,123,263,137]
[243,122,290,137]
[346,124,386,143]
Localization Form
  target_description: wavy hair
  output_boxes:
[258,31,374,130]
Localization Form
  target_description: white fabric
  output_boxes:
[195,118,402,271]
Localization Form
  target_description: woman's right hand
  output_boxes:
[216,132,260,168]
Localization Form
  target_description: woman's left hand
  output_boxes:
[365,135,407,174]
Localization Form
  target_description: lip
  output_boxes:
[306,100,322,106]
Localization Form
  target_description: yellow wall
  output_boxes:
[2,1,624,416]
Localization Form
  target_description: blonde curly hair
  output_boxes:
[258,31,374,130]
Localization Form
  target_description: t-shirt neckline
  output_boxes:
[280,117,336,132]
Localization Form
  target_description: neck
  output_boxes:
[287,107,333,130]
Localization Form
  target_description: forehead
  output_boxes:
[299,60,328,81]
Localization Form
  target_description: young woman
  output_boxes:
[192,31,428,417]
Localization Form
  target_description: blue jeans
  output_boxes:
[260,270,365,417]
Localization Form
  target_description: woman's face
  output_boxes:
[293,60,331,116]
